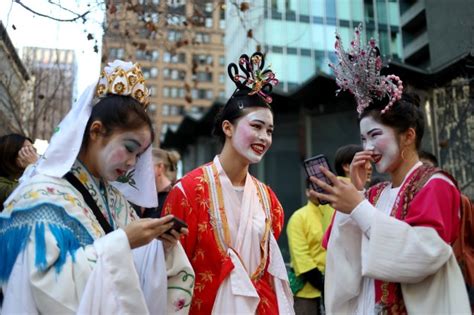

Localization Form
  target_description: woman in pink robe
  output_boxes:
[314,93,471,314]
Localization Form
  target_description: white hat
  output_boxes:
[6,60,157,208]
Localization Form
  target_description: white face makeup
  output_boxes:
[96,126,151,181]
[231,108,274,164]
[360,116,400,174]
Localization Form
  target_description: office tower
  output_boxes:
[400,0,473,69]
[225,0,403,93]
[103,0,226,142]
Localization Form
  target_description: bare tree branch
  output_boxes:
[46,0,90,16]
[14,0,90,23]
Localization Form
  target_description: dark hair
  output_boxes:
[82,94,155,148]
[359,93,424,150]
[0,133,33,178]
[213,51,276,143]
[419,150,438,167]
[212,90,272,142]
[334,144,363,176]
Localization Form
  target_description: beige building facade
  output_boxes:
[103,0,226,143]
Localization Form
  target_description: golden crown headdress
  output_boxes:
[96,60,150,108]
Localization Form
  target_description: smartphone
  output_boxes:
[303,154,333,205]
[166,216,188,234]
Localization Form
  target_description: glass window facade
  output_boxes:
[336,0,351,21]
[311,0,325,18]
[226,0,402,93]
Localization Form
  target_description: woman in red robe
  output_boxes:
[163,52,294,314]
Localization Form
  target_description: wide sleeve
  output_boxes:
[162,184,198,260]
[132,240,168,315]
[1,204,109,314]
[77,229,148,314]
[131,238,194,315]
[360,178,461,283]
[1,199,149,314]
[323,211,364,314]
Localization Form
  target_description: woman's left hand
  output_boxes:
[17,145,39,168]
[158,227,189,251]
[309,167,364,214]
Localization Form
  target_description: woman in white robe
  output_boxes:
[309,27,471,314]
[0,60,194,314]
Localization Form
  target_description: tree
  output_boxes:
[0,47,69,140]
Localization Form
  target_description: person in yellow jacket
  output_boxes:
[287,182,334,315]
[287,145,371,315]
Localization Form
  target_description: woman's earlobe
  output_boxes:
[405,127,417,146]
[89,121,105,140]
[222,120,233,138]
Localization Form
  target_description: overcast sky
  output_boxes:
[0,0,105,96]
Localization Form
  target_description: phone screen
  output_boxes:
[303,154,333,205]
[165,217,188,234]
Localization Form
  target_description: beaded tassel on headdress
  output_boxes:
[227,52,279,103]
[329,24,403,115]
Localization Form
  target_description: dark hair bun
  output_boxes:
[227,52,278,104]
[212,51,277,143]
[402,92,421,108]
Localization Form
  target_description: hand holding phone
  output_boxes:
[165,216,188,235]
[303,154,334,205]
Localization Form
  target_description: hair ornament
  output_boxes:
[329,24,404,115]
[227,52,279,104]
[96,60,150,108]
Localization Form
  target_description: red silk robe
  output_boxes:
[163,161,285,314]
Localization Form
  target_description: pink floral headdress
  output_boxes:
[228,52,279,104]
[329,24,403,115]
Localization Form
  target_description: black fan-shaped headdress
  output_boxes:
[227,52,279,103]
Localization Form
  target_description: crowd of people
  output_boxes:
[0,25,472,315]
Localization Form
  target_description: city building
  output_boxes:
[21,47,77,140]
[399,0,473,70]
[102,0,226,142]
[225,0,403,94]
[0,21,33,137]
